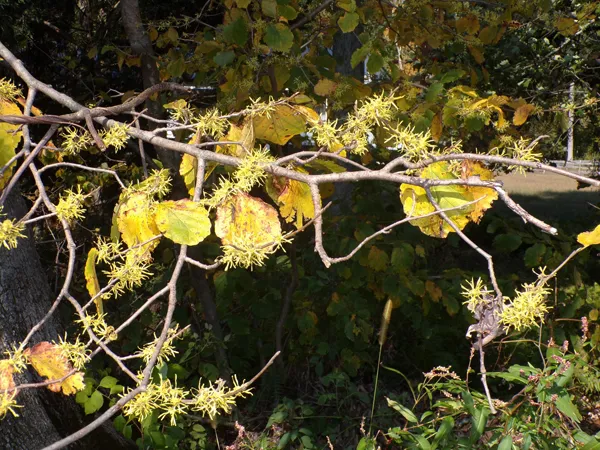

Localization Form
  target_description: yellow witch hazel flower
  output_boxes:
[0,78,21,102]
[55,186,86,223]
[0,209,26,250]
[500,282,551,332]
[100,123,130,151]
[461,278,493,312]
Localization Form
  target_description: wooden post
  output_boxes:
[567,82,575,162]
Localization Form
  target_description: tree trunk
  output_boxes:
[0,190,135,450]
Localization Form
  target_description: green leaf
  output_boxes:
[498,435,513,450]
[387,398,419,423]
[264,24,294,53]
[432,416,454,447]
[222,17,249,46]
[338,12,359,33]
[213,51,236,66]
[267,410,287,427]
[167,54,185,79]
[98,376,118,389]
[367,52,384,74]
[279,5,298,20]
[357,437,377,450]
[426,82,444,102]
[524,243,546,267]
[413,434,432,450]
[493,234,522,253]
[277,432,291,449]
[351,45,370,68]
[391,243,414,271]
[154,200,211,246]
[470,407,490,443]
[261,0,278,17]
[84,389,104,415]
[440,69,466,84]
[367,246,389,272]
[556,393,582,422]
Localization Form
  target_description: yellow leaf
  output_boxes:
[577,224,600,247]
[431,113,443,141]
[367,246,389,272]
[0,100,23,190]
[16,96,43,116]
[399,161,497,238]
[0,360,15,392]
[468,46,485,64]
[462,161,498,223]
[554,17,579,36]
[25,342,84,395]
[154,199,211,246]
[116,192,160,259]
[219,121,255,156]
[513,103,536,126]
[215,192,282,248]
[425,280,442,302]
[179,153,197,196]
[314,79,338,96]
[456,15,480,34]
[252,104,319,145]
[84,248,102,315]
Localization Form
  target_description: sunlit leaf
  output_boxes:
[577,224,600,247]
[84,248,103,314]
[215,192,282,248]
[180,153,197,196]
[220,121,255,156]
[154,199,211,246]
[513,103,536,126]
[314,79,338,97]
[252,104,318,145]
[0,100,23,190]
[266,170,315,229]
[25,342,84,395]
[116,192,160,258]
[399,161,497,238]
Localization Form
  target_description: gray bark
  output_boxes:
[0,190,135,450]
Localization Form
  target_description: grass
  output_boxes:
[496,171,600,224]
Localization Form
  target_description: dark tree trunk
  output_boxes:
[0,190,135,450]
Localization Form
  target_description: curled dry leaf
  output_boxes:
[24,342,84,395]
